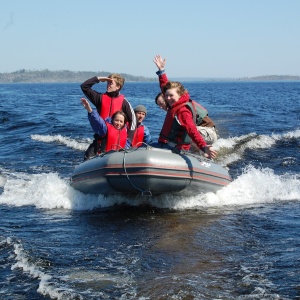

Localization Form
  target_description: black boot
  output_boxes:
[83,142,97,161]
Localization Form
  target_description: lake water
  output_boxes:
[0,80,300,299]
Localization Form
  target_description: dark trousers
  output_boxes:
[84,139,98,161]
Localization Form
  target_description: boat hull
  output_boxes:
[70,147,232,196]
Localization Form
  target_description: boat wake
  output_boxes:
[1,236,84,300]
[30,134,91,151]
[0,166,299,212]
[1,129,297,211]
[30,128,300,167]
[214,128,300,165]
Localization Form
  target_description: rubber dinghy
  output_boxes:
[70,146,232,196]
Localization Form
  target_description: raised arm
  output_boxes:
[153,54,166,71]
[81,98,92,113]
[81,98,107,136]
[80,76,103,107]
[97,77,113,83]
[153,54,169,90]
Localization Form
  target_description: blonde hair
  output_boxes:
[108,74,125,90]
[162,81,188,97]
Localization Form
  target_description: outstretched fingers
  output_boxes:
[80,98,92,113]
[153,54,166,69]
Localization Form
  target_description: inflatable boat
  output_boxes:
[70,146,232,196]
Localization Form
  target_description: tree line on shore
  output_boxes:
[237,75,300,81]
[0,69,157,83]
[0,69,299,83]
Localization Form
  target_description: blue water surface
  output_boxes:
[0,81,300,299]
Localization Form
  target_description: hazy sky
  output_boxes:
[1,0,299,78]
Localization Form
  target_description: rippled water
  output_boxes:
[0,81,300,299]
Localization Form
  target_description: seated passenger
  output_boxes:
[80,74,137,160]
[155,92,170,111]
[157,81,217,159]
[131,105,152,147]
[81,98,130,156]
[153,54,217,145]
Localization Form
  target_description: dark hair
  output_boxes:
[155,92,171,109]
[155,92,163,104]
[111,110,127,125]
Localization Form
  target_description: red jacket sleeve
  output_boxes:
[159,73,169,91]
[177,107,207,150]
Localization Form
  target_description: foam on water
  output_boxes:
[0,166,299,212]
[2,237,83,300]
[273,128,300,140]
[214,128,300,165]
[30,134,91,151]
[29,128,300,167]
[1,129,298,211]
[0,171,100,210]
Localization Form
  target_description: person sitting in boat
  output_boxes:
[155,92,170,112]
[153,54,217,145]
[131,105,152,147]
[81,98,130,154]
[80,74,136,160]
[156,81,218,159]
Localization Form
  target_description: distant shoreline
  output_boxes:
[0,69,299,83]
[0,69,156,84]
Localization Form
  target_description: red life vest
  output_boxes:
[98,93,124,120]
[174,100,208,125]
[131,125,145,147]
[159,109,190,147]
[159,94,194,147]
[100,123,127,153]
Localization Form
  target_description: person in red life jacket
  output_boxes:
[131,105,152,147]
[81,98,130,154]
[157,81,218,159]
[153,55,217,146]
[81,74,136,160]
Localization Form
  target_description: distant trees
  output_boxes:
[0,70,299,83]
[0,70,156,83]
[238,75,300,81]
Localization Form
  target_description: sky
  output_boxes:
[1,0,300,78]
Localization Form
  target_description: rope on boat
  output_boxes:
[121,145,153,196]
[104,144,212,196]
